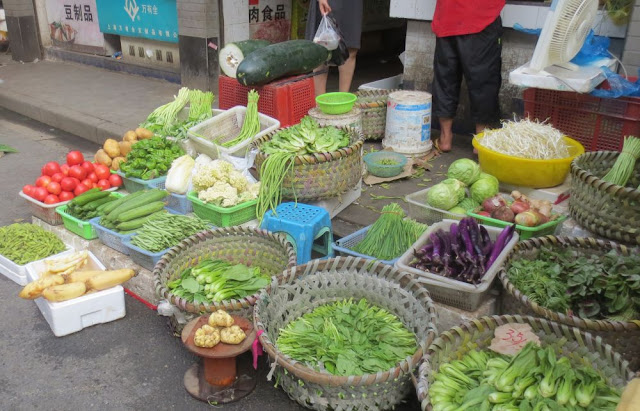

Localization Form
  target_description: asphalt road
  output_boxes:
[0,107,422,410]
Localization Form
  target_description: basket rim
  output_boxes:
[254,256,438,387]
[153,226,297,313]
[497,235,640,330]
[186,191,258,212]
[414,314,635,405]
[251,125,364,166]
[571,151,640,200]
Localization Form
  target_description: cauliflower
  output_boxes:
[192,160,235,191]
[220,325,246,345]
[194,324,221,348]
[227,170,248,192]
[198,181,239,207]
[209,310,234,327]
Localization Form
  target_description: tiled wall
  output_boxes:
[222,0,250,44]
[177,0,220,38]
[622,4,640,77]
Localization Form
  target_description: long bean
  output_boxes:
[602,135,640,187]
[130,214,209,252]
[0,223,66,265]
[255,152,295,220]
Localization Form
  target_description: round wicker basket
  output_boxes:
[569,151,640,245]
[153,227,297,316]
[414,315,634,410]
[355,89,400,140]
[497,235,640,371]
[254,257,438,410]
[252,126,364,201]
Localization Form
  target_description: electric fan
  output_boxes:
[528,0,598,72]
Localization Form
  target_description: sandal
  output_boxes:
[434,139,451,153]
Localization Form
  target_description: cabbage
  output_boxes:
[441,178,466,203]
[457,197,480,211]
[448,206,467,216]
[427,183,458,210]
[447,159,481,185]
[470,175,499,203]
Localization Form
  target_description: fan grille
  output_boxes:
[548,0,598,62]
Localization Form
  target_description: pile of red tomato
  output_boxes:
[22,151,123,204]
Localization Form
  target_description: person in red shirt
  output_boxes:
[431,0,506,152]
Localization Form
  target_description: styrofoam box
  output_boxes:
[26,250,126,337]
[0,248,70,286]
[395,219,519,311]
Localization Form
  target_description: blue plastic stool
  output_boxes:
[260,202,334,265]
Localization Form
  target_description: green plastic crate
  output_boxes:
[466,211,567,240]
[55,192,124,240]
[187,191,257,227]
[116,170,167,193]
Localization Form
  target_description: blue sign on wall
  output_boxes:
[96,0,178,43]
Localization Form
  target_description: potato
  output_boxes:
[123,131,138,142]
[135,127,153,140]
[103,139,121,158]
[119,141,133,157]
[111,157,126,171]
[94,149,112,167]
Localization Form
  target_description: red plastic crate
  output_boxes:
[219,75,316,127]
[523,87,640,152]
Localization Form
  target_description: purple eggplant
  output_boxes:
[485,224,515,270]
[479,226,493,256]
[430,232,442,266]
[436,229,454,277]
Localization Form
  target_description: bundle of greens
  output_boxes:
[139,88,215,140]
[507,247,640,321]
[216,90,260,148]
[276,298,416,376]
[430,342,621,410]
[119,136,184,180]
[168,259,269,304]
[601,136,640,189]
[353,203,427,261]
[130,213,209,253]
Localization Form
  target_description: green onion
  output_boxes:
[218,90,260,148]
[601,135,640,187]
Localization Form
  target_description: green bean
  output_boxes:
[256,151,295,221]
[0,223,66,265]
[130,214,209,252]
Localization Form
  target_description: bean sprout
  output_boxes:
[478,118,570,160]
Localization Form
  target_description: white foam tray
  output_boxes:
[0,248,70,286]
[26,250,126,337]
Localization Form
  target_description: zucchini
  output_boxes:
[116,201,166,223]
[236,40,329,86]
[70,189,109,206]
[116,210,167,231]
[105,190,167,222]
[219,39,270,78]
[102,191,144,215]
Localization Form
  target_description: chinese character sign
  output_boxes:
[95,0,178,43]
[45,0,104,49]
[249,0,291,43]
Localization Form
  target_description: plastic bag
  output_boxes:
[313,15,341,51]
[571,30,610,66]
[591,67,640,98]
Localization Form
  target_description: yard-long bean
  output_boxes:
[130,214,209,252]
[0,223,66,265]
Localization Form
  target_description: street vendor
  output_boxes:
[305,0,363,95]
[431,0,505,152]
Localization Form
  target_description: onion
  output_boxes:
[483,195,507,213]
[510,200,530,214]
[515,211,539,227]
[491,206,515,223]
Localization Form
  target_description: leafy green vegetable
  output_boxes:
[470,173,499,203]
[261,116,350,155]
[119,136,184,180]
[448,158,481,185]
[276,298,416,376]
[0,144,18,153]
[427,182,458,210]
[441,178,466,203]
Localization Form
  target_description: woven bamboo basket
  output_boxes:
[569,151,640,245]
[254,257,438,410]
[414,315,634,410]
[497,236,640,371]
[252,126,364,201]
[153,227,297,317]
[355,89,399,140]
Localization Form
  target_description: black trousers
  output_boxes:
[432,17,503,124]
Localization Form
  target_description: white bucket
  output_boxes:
[383,91,432,156]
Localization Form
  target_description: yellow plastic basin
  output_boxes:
[472,133,585,188]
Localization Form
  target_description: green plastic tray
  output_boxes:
[55,192,124,240]
[187,191,257,227]
[466,211,567,240]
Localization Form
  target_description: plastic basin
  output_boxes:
[315,92,357,115]
[472,133,584,188]
[363,151,407,178]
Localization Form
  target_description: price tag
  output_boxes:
[489,323,540,356]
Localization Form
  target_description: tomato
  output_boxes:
[94,164,111,180]
[69,165,87,181]
[46,182,62,195]
[33,187,48,202]
[50,172,65,183]
[23,185,36,197]
[44,194,60,204]
[86,172,98,183]
[74,183,91,196]
[60,177,78,192]
[42,161,61,176]
[80,178,93,188]
[108,173,123,188]
[36,175,52,188]
[66,151,84,166]
[60,164,70,176]
[96,179,111,190]
[81,161,95,175]
[59,191,74,201]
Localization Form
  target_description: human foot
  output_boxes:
[436,134,453,152]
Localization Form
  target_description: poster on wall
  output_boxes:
[95,0,178,43]
[249,0,291,43]
[45,0,105,51]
